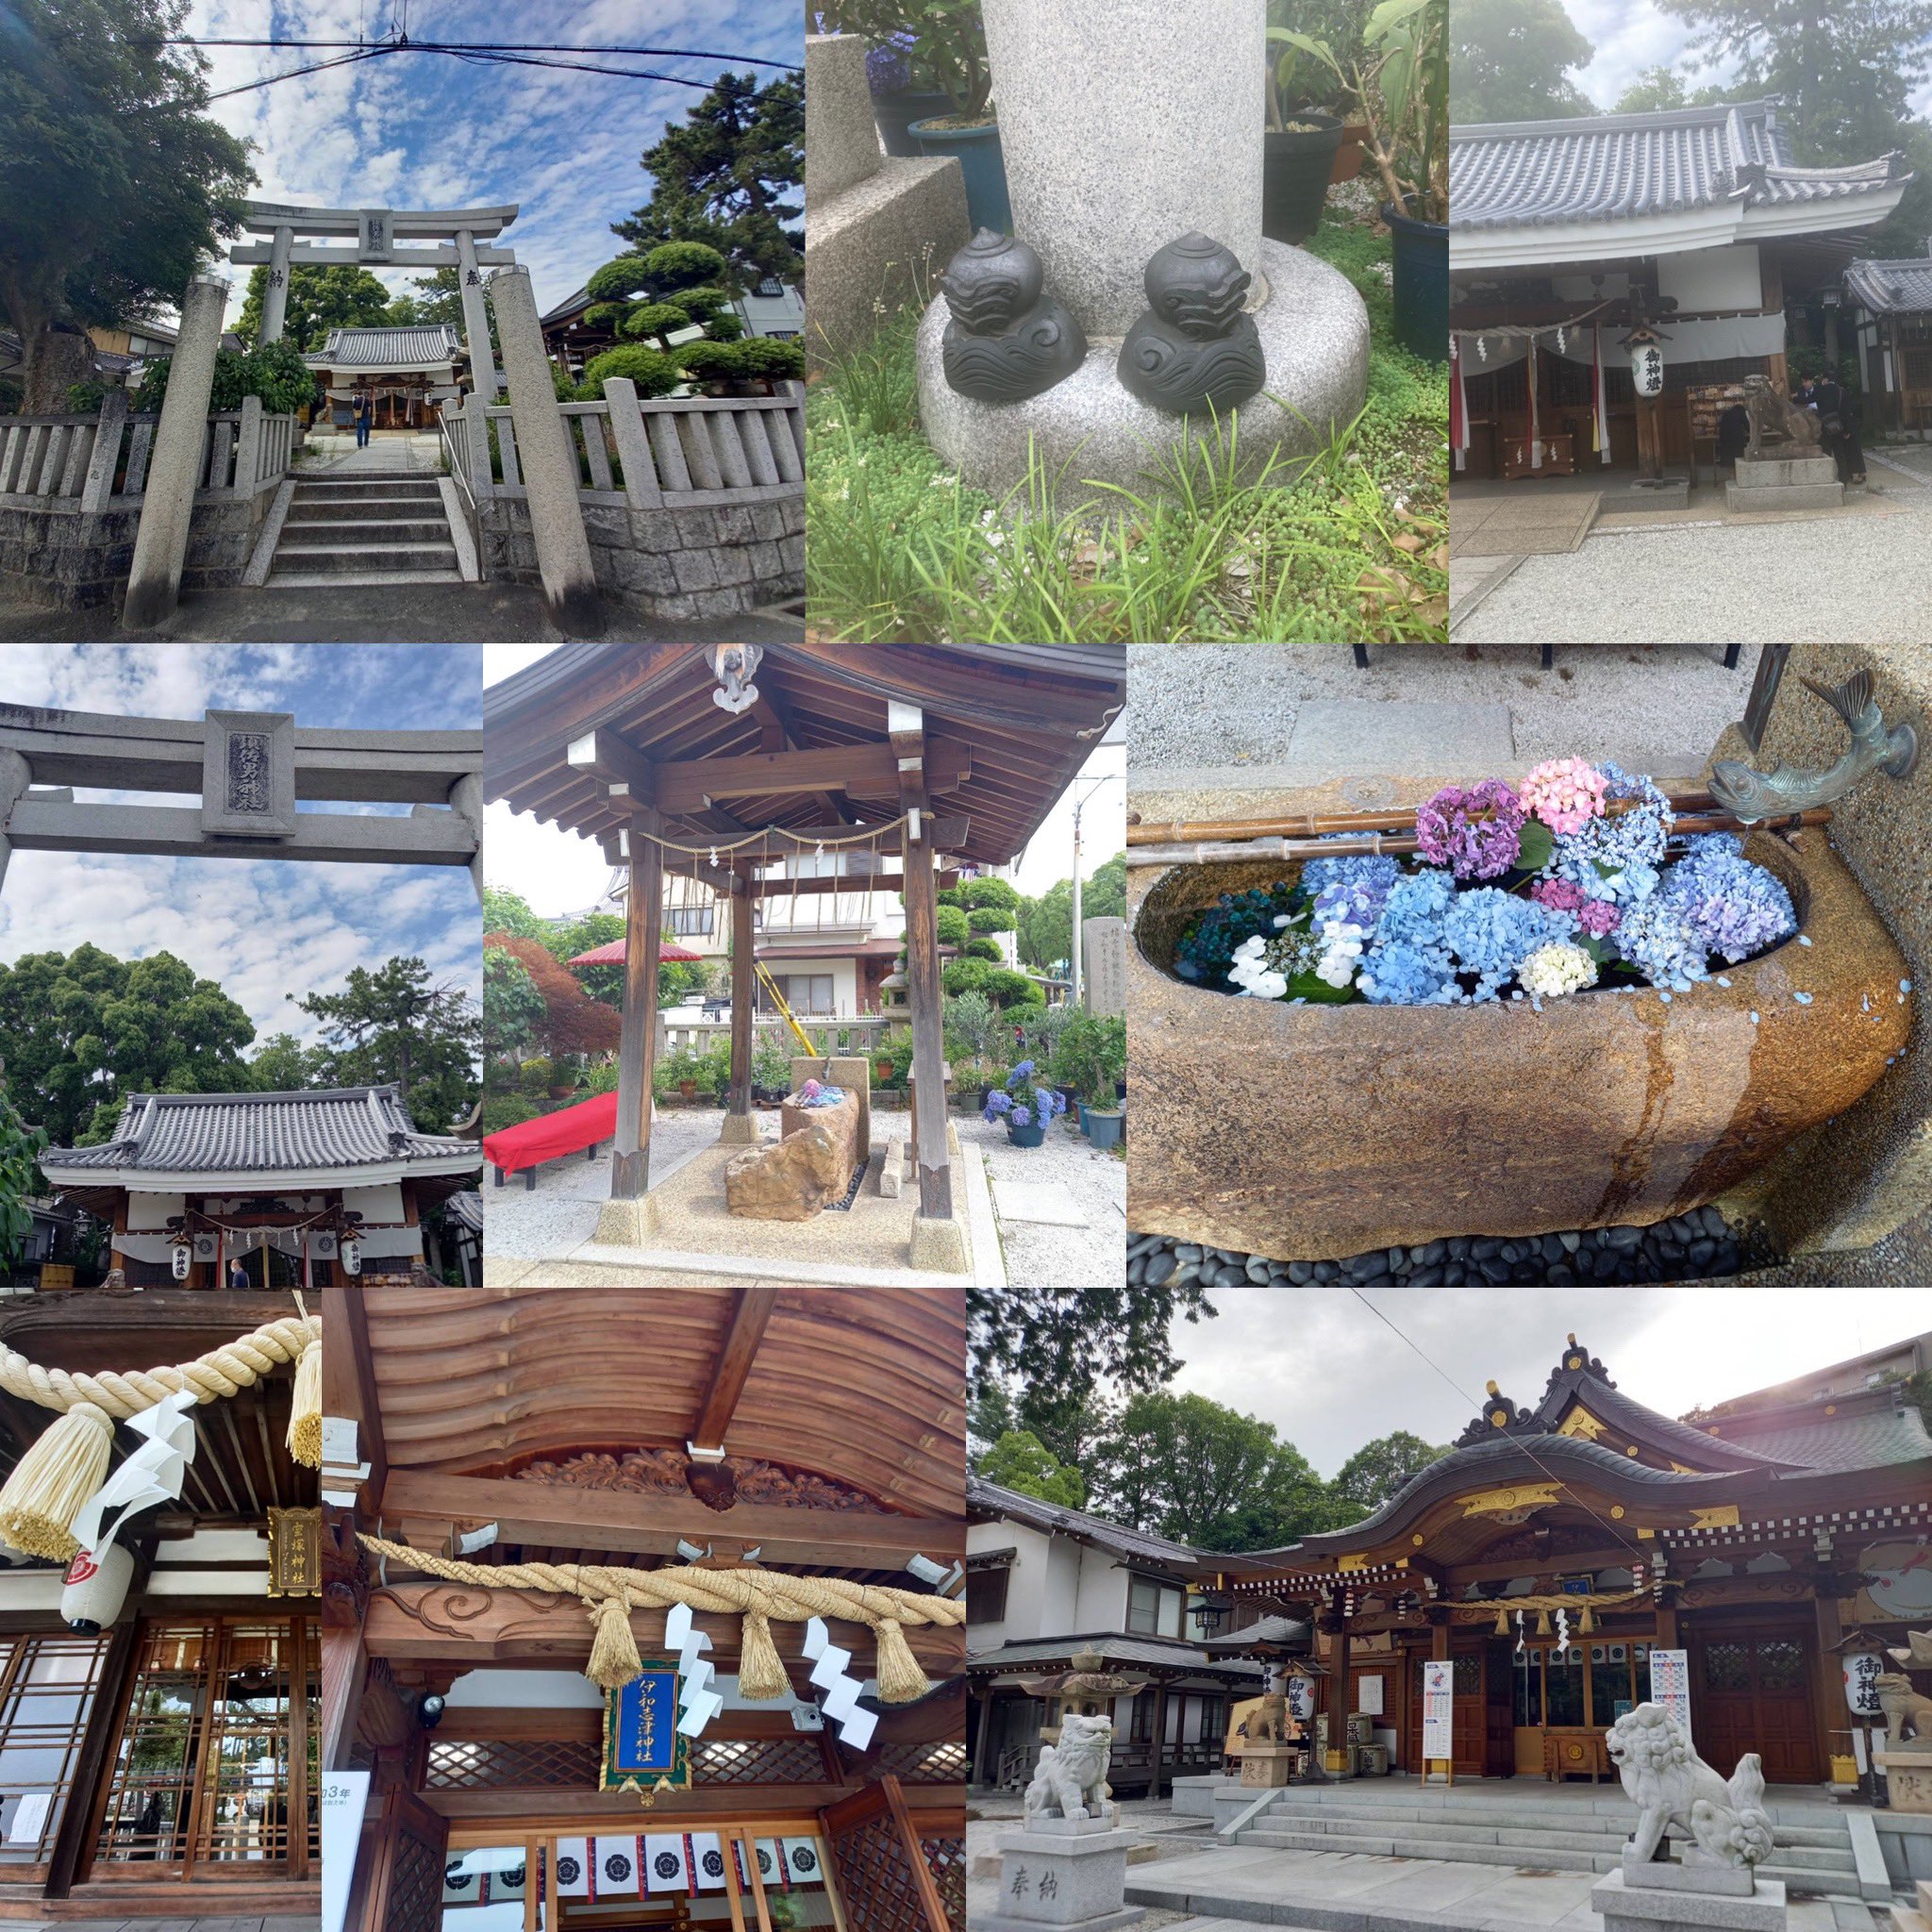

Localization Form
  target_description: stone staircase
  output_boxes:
[1219,1780,1882,1902]
[267,470,462,586]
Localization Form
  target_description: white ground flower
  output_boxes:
[1519,941,1598,998]
[1316,919,1366,989]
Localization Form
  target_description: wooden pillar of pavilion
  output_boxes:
[902,815,954,1222]
[1146,1675,1170,1800]
[1320,1606,1353,1778]
[611,812,664,1203]
[723,860,758,1143]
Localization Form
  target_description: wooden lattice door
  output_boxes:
[1690,1623,1821,1784]
[363,1785,447,1932]
[821,1774,950,1932]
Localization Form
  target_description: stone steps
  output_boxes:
[272,470,458,581]
[288,491,445,521]
[279,515,455,545]
[1147,1894,1883,1932]
[1249,1795,1852,1850]
[262,568,466,588]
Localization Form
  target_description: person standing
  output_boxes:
[355,387,373,448]
[1813,370,1866,486]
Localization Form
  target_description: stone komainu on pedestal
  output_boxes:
[1117,233,1266,415]
[940,229,1088,403]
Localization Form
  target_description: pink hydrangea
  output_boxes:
[1519,757,1608,836]
[1530,877,1621,936]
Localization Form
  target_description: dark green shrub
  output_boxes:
[963,936,1003,961]
[481,1094,543,1135]
[623,301,693,343]
[587,255,655,304]
[583,344,682,397]
[935,905,970,946]
[676,341,751,389]
[643,242,729,292]
[967,906,1013,934]
[65,379,107,413]
[737,337,807,382]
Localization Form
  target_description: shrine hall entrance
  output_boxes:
[1687,1619,1822,1785]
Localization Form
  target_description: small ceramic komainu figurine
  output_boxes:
[1117,232,1266,415]
[939,229,1088,403]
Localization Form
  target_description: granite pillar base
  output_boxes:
[977,1819,1146,1932]
[1590,1868,1787,1932]
[1238,1741,1299,1788]
[916,239,1368,519]
[1724,453,1842,513]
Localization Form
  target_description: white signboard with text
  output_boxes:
[1649,1648,1690,1735]
[1422,1660,1454,1760]
[1357,1674,1384,1717]
[323,1768,372,1932]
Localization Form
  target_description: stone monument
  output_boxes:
[805,35,969,371]
[1588,1704,1787,1932]
[980,1712,1144,1932]
[1875,1629,1932,1814]
[1081,917,1128,1018]
[916,0,1368,513]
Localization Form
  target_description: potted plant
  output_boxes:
[1262,19,1345,245]
[662,1045,708,1104]
[981,1059,1067,1148]
[752,1034,791,1104]
[1050,1014,1127,1148]
[867,29,952,156]
[1277,0,1448,359]
[900,0,1009,234]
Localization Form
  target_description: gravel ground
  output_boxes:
[969,1108,1128,1290]
[1455,501,1932,643]
[1869,440,1932,482]
[1125,642,1756,782]
[478,1107,729,1258]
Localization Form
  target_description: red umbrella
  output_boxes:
[568,937,703,965]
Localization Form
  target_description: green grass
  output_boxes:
[805,196,1448,642]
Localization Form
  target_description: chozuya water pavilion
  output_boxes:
[1207,1335,1931,1791]
[324,1284,968,1932]
[0,1283,321,1922]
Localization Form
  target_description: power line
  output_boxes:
[148,37,801,71]
[206,45,397,101]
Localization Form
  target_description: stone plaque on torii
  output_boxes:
[234,200,521,400]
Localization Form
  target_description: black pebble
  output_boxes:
[1144,1251,1175,1286]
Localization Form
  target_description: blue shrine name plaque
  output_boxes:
[608,1669,680,1778]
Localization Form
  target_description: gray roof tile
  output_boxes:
[1844,258,1932,314]
[44,1086,479,1178]
[966,1634,1264,1678]
[1452,101,1906,232]
[305,325,462,369]
[1719,1404,1932,1473]
[970,1474,1199,1570]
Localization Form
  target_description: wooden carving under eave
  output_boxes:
[269,1506,323,1596]
[507,1447,898,1516]
[323,1508,370,1626]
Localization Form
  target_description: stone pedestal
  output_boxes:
[1725,453,1842,513]
[791,1054,873,1161]
[1590,1867,1787,1932]
[1877,1738,1932,1812]
[780,1090,860,1194]
[1238,1741,1299,1788]
[977,1813,1146,1932]
[805,36,969,369]
[918,0,1366,513]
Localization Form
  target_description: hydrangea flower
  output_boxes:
[1441,889,1574,1000]
[981,1089,1014,1121]
[1174,884,1303,988]
[1008,1060,1036,1083]
[1300,852,1402,901]
[1315,918,1367,990]
[1659,849,1796,963]
[1519,941,1599,998]
[1010,1106,1033,1127]
[1357,939,1459,1005]
[1373,868,1456,946]
[1312,873,1391,928]
[1530,876,1622,936]
[1615,893,1711,991]
[1414,778,1525,879]
[1225,921,1324,999]
[1519,757,1609,835]
[1544,762,1672,905]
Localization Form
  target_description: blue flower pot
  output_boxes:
[1382,195,1449,363]
[910,115,1010,235]
[1007,1122,1047,1148]
[1083,1108,1125,1151]
[874,89,952,158]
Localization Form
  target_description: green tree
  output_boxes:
[1015,853,1127,974]
[0,1066,48,1270]
[293,958,479,1132]
[581,343,682,399]
[234,262,395,352]
[246,1031,317,1090]
[977,1429,1088,1507]
[400,264,491,341]
[480,886,554,940]
[1328,1429,1449,1520]
[1610,65,1695,113]
[0,0,253,412]
[612,73,803,291]
[1449,0,1596,123]
[483,949,547,1065]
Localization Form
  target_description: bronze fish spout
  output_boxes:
[1708,669,1919,823]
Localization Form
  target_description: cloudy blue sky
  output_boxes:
[181,0,801,327]
[0,645,481,1055]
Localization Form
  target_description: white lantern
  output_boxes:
[1628,335,1666,398]
[170,1243,191,1280]
[341,1238,361,1276]
[62,1540,133,1633]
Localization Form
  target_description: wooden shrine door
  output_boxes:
[361,1786,447,1932]
[1689,1622,1822,1784]
[1481,1640,1517,1778]
[821,1774,949,1932]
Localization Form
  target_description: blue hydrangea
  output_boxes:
[1615,893,1711,991]
[1374,869,1457,947]
[1300,852,1402,901]
[1544,762,1673,907]
[1357,939,1459,1005]
[1312,874,1391,928]
[1659,849,1796,964]
[1441,889,1574,1001]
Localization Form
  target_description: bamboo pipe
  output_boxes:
[1125,807,1832,870]
[1125,790,1724,847]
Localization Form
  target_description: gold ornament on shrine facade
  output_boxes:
[268,1507,322,1596]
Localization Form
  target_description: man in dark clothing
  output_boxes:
[355,389,373,448]
[1812,374,1866,485]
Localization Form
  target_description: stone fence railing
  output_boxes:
[0,393,297,512]
[441,376,805,517]
[658,1012,897,1057]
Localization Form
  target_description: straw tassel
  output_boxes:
[0,1402,115,1560]
[1578,1604,1595,1635]
[1535,1607,1553,1638]
[738,1611,791,1701]
[873,1617,930,1705]
[586,1594,642,1690]
[1493,1607,1510,1637]
[287,1338,322,1469]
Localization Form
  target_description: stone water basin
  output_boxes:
[1126,827,1912,1261]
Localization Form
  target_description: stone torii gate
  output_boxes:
[235,199,519,399]
[0,703,483,901]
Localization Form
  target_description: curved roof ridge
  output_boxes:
[1451,98,1786,142]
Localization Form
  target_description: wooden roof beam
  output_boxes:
[565,725,655,810]
[654,740,970,815]
[323,1280,389,1512]
[690,1289,780,1454]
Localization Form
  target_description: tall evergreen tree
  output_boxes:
[294,958,479,1132]
[612,73,804,293]
[1449,0,1596,124]
[233,263,397,352]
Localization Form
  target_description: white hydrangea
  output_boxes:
[1226,934,1289,1000]
[1316,919,1366,990]
[1518,941,1598,998]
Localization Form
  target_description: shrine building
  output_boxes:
[39,1086,482,1290]
[304,325,468,431]
[1208,1333,1932,1789]
[0,1284,321,1921]
[325,1285,967,1932]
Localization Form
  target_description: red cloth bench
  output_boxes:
[482,1091,620,1190]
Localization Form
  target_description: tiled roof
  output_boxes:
[1716,1396,1932,1474]
[1844,258,1932,314]
[305,325,462,369]
[1452,101,1907,233]
[966,1634,1264,1678]
[1202,1614,1309,1651]
[43,1087,480,1179]
[446,1190,484,1233]
[969,1474,1199,1570]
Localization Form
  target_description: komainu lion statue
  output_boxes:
[1605,1703,1775,1869]
[1024,1712,1114,1824]
[1245,1689,1290,1742]
[1876,1671,1932,1750]
[1741,373,1823,459]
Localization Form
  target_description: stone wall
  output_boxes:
[1711,644,1932,1261]
[0,494,271,610]
[475,493,804,624]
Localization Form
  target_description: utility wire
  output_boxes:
[205,42,785,99]
[207,45,396,101]
[147,36,801,71]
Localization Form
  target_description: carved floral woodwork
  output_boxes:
[507,1446,895,1515]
